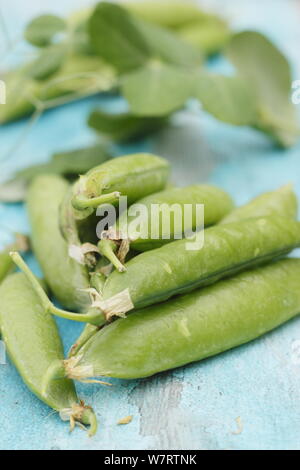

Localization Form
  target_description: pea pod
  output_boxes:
[99,184,234,271]
[71,153,170,212]
[13,216,300,326]
[124,0,209,29]
[0,272,97,434]
[220,184,297,224]
[0,54,115,124]
[44,257,300,381]
[27,174,90,311]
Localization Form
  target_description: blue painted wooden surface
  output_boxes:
[1,0,300,450]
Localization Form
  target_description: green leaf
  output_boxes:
[0,144,111,203]
[24,14,66,47]
[133,18,202,67]
[88,2,201,72]
[227,31,299,146]
[88,2,151,73]
[122,61,195,116]
[88,109,168,141]
[26,45,66,81]
[195,72,257,125]
[51,143,112,174]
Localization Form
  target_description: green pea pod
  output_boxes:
[94,215,300,320]
[0,272,97,434]
[177,17,231,56]
[67,272,107,357]
[27,174,90,310]
[68,323,100,358]
[99,184,234,271]
[220,184,297,224]
[45,257,300,380]
[71,153,170,212]
[14,216,300,328]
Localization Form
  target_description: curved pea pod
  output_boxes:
[59,187,99,269]
[0,272,97,434]
[99,184,234,271]
[71,153,170,212]
[0,54,115,124]
[45,258,300,380]
[96,215,300,319]
[27,174,90,311]
[18,216,300,327]
[220,184,297,224]
[68,323,100,358]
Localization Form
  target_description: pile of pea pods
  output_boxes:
[1,152,300,436]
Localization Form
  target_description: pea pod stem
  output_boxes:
[98,239,127,272]
[10,252,105,325]
[72,191,121,210]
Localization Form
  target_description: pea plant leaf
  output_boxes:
[0,144,111,203]
[133,18,202,67]
[88,2,151,73]
[88,109,168,142]
[195,72,257,125]
[25,45,67,81]
[24,14,66,47]
[226,31,299,147]
[122,62,195,116]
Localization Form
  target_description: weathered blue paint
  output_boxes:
[0,0,300,450]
